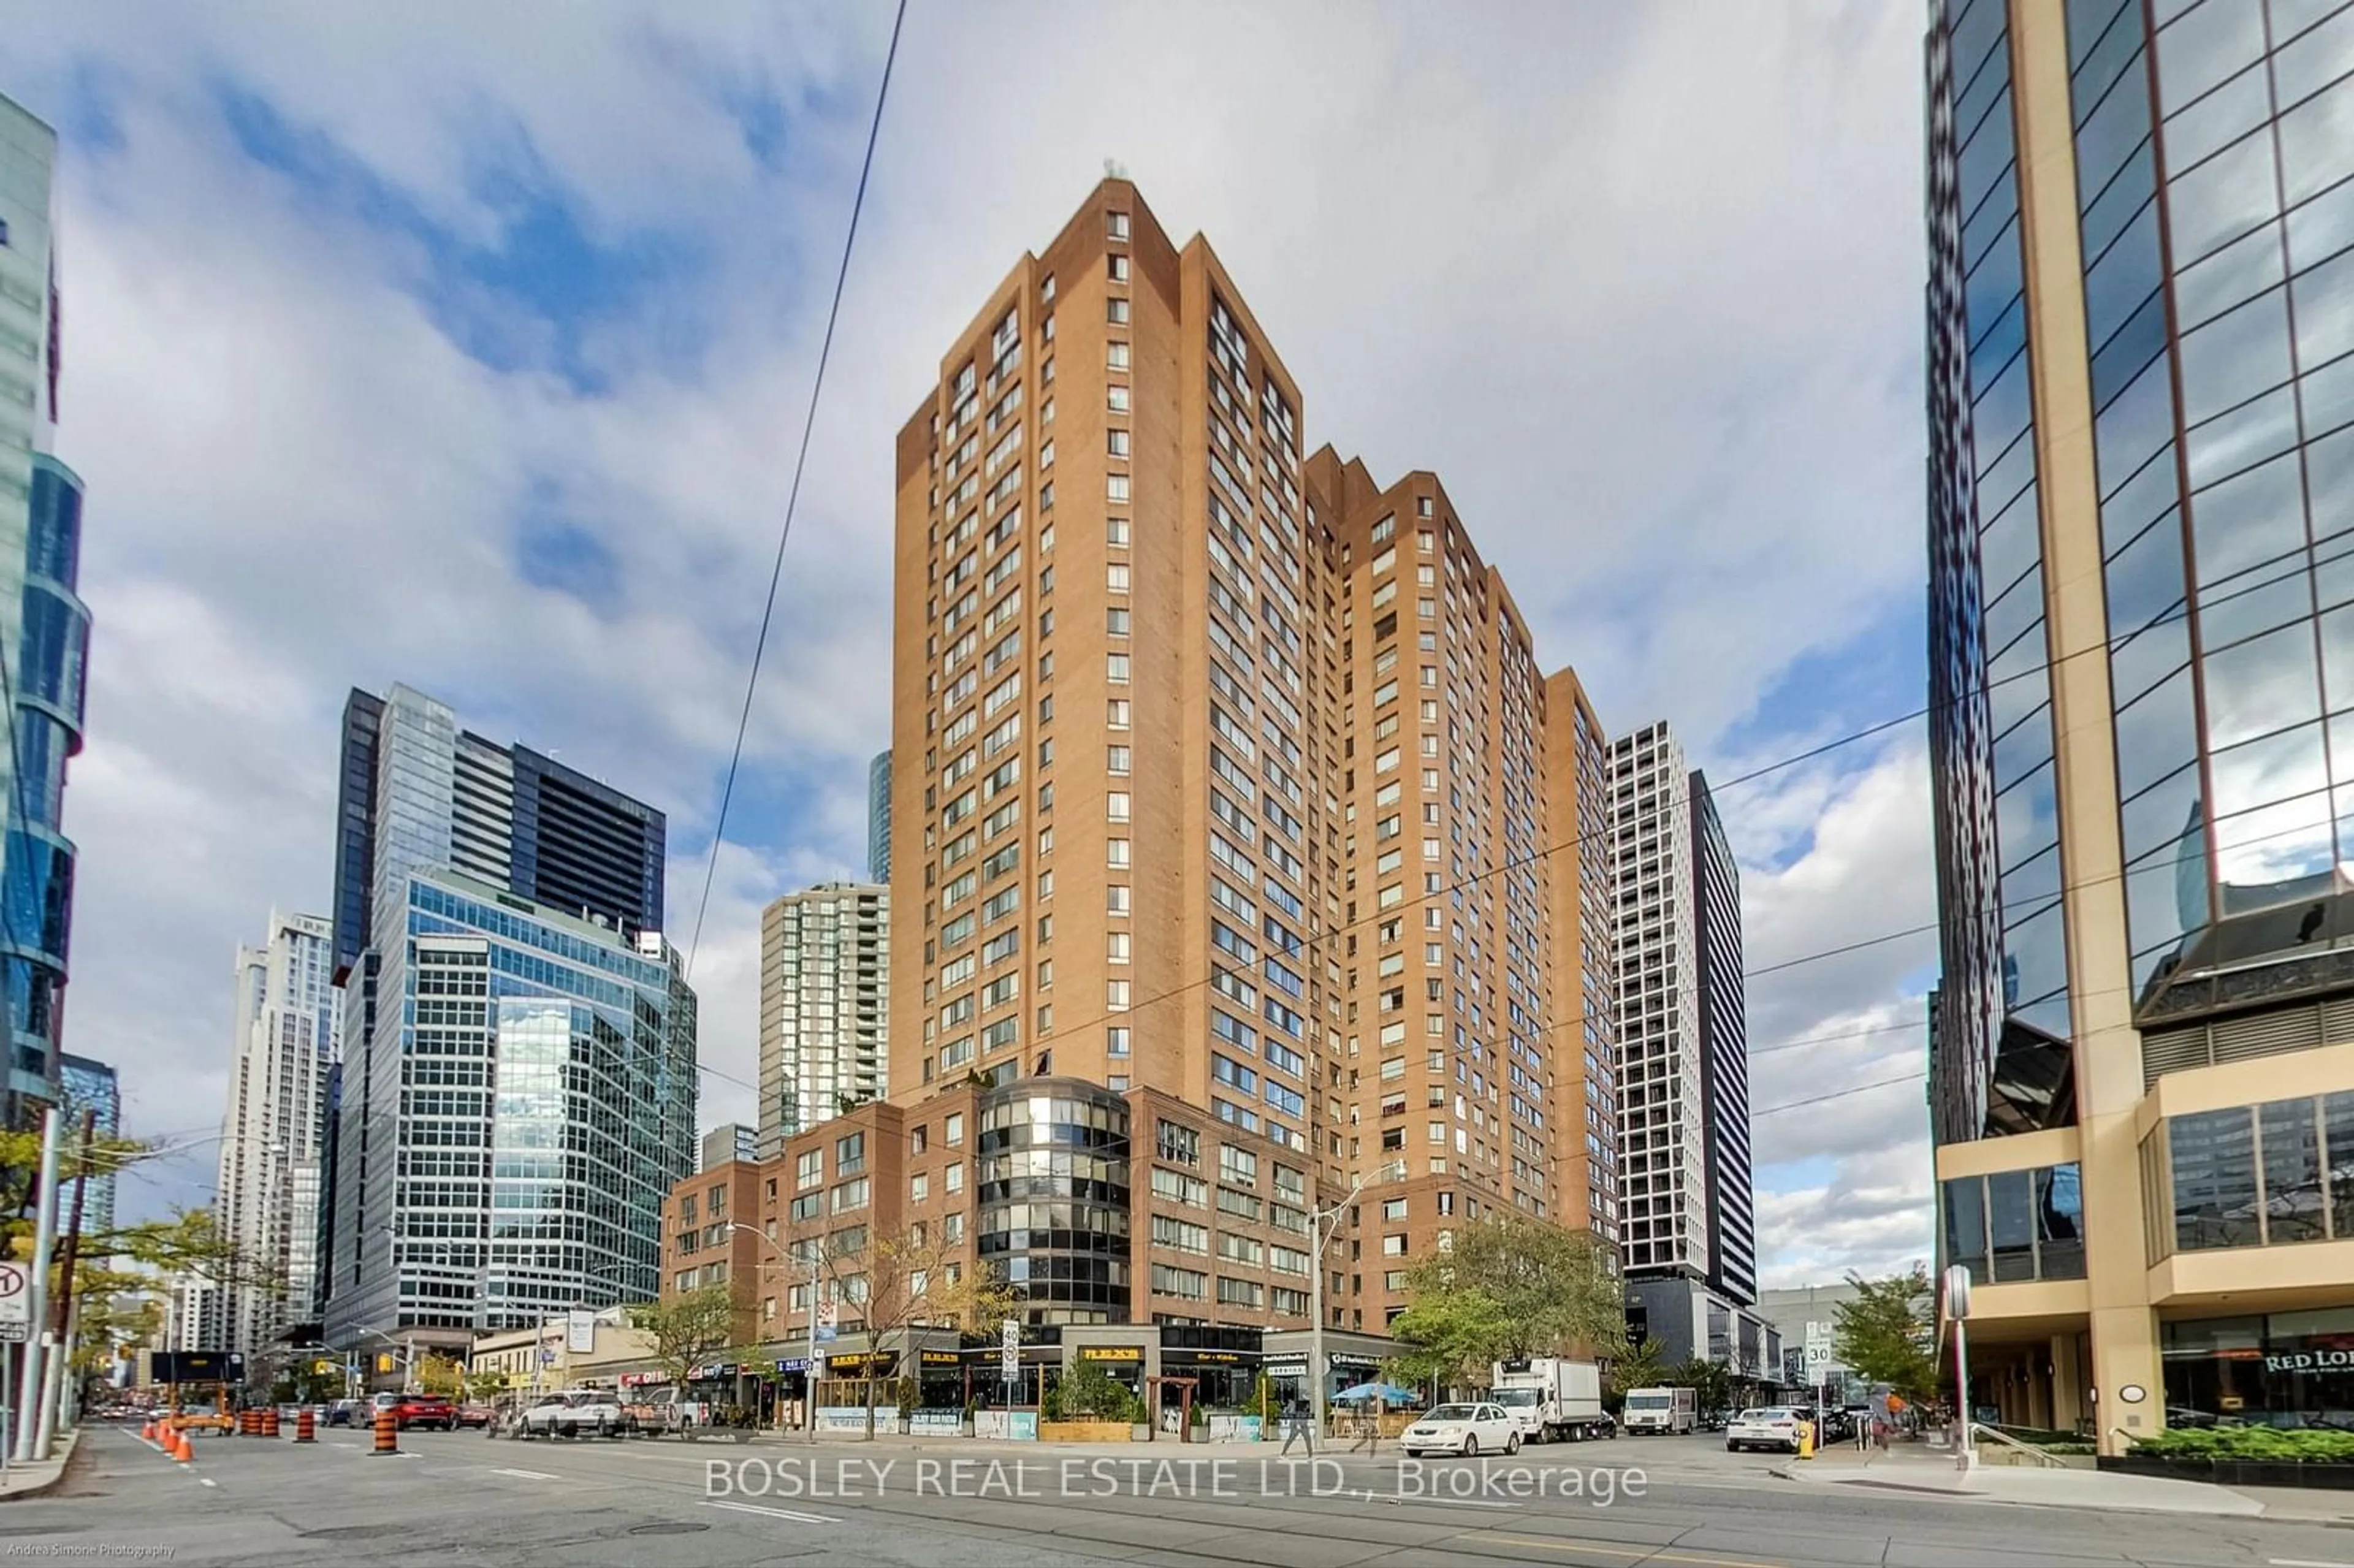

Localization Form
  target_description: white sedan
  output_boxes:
[1400,1401,1522,1458]
[1725,1406,1808,1453]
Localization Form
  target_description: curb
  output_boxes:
[0,1428,83,1502]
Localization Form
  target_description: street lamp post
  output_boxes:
[1307,1176,1366,1444]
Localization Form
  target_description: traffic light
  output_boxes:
[376,1353,394,1374]
[314,1359,337,1375]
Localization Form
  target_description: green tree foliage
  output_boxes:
[1044,1358,1141,1423]
[415,1353,470,1399]
[631,1286,739,1390]
[1673,1355,1734,1417]
[1831,1265,1942,1404]
[1384,1216,1623,1390]
[1606,1338,1667,1405]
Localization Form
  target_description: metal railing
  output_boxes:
[1970,1421,2070,1468]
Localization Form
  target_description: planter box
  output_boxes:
[1038,1420,1132,1443]
[2101,1454,2354,1490]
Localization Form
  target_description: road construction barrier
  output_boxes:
[262,1408,280,1438]
[370,1408,399,1456]
[237,1409,257,1437]
[294,1407,316,1443]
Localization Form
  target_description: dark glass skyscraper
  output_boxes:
[1926,0,2354,1450]
[1691,773,1754,1308]
[320,685,692,1355]
[4,455,88,1114]
[329,685,666,974]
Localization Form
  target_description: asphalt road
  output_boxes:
[14,1422,2354,1567]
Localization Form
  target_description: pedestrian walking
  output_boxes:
[1349,1396,1383,1454]
[1280,1396,1316,1456]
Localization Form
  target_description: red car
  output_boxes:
[392,1393,457,1431]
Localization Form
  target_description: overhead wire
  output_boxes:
[684,0,910,981]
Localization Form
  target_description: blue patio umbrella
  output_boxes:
[1332,1381,1419,1406]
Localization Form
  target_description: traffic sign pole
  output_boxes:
[12,1109,60,1465]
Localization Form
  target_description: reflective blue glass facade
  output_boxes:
[866,749,892,882]
[6,454,85,1102]
[321,870,696,1343]
[57,1051,117,1237]
[2071,0,2354,1026]
[1930,0,2079,1141]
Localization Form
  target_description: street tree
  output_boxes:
[1831,1265,1941,1404]
[631,1285,739,1394]
[1606,1338,1668,1406]
[850,1224,1018,1439]
[1384,1215,1623,1391]
[415,1353,470,1399]
[1672,1355,1734,1418]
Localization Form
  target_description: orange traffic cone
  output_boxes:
[170,1428,191,1463]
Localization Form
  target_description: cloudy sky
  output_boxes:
[9,0,1937,1288]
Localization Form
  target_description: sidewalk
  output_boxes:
[0,1426,81,1501]
[1773,1442,2267,1517]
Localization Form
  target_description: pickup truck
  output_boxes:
[517,1389,632,1440]
[392,1393,457,1431]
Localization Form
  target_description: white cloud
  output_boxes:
[9,2,1938,1265]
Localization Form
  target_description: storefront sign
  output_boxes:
[774,1358,810,1374]
[815,1407,872,1433]
[1078,1346,1144,1363]
[1328,1353,1379,1369]
[909,1409,962,1434]
[921,1350,962,1367]
[1179,1350,1244,1364]
[828,1352,896,1375]
[1263,1360,1308,1377]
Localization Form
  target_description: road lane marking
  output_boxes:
[489,1467,562,1480]
[1481,1537,1786,1568]
[2269,1560,2354,1567]
[701,1499,840,1526]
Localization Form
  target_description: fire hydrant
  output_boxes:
[1796,1418,1815,1461]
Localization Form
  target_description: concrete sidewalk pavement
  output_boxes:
[0,1426,81,1501]
[1773,1442,2277,1517]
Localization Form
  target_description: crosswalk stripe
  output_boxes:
[699,1499,840,1526]
[489,1467,562,1481]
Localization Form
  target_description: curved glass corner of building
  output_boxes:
[974,1078,1133,1325]
[25,454,90,756]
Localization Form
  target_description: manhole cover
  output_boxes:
[629,1522,710,1536]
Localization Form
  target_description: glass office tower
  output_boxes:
[1927,0,2354,1448]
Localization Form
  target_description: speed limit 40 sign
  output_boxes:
[0,1261,29,1343]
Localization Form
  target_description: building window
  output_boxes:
[1108,297,1130,325]
[912,1173,929,1202]
[1940,1162,2082,1282]
[1108,211,1130,242]
[946,1112,964,1146]
[796,1151,821,1189]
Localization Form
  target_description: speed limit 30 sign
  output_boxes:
[0,1260,29,1344]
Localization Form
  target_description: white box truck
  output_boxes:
[1488,1358,1613,1443]
[1621,1385,1696,1435]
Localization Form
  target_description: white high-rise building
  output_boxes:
[1609,720,1762,1371]
[1609,725,1712,1279]
[216,910,338,1355]
[757,882,888,1156]
[166,1269,227,1355]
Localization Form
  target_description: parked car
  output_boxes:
[326,1399,360,1428]
[1725,1406,1808,1454]
[454,1403,495,1430]
[391,1393,458,1431]
[517,1389,631,1440]
[1399,1402,1522,1459]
